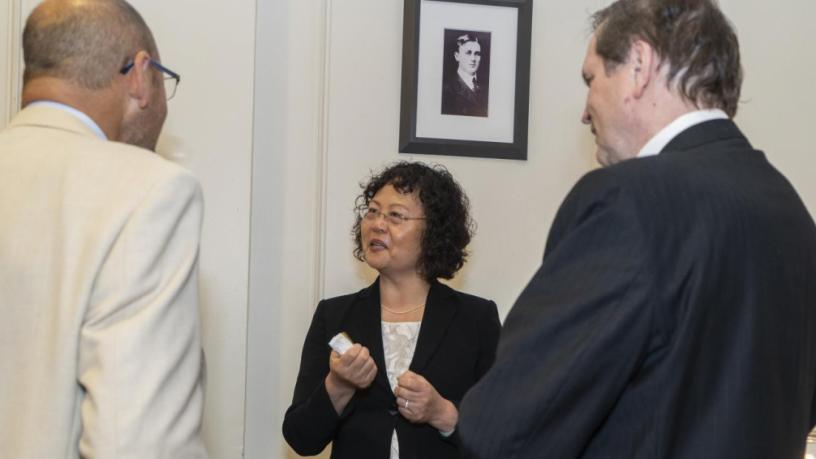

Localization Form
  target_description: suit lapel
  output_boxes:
[410,281,457,374]
[350,280,391,392]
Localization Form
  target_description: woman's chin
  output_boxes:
[364,256,386,272]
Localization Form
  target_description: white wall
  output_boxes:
[321,0,604,314]
[318,0,816,318]
[0,0,22,127]
[0,2,8,129]
[134,1,258,457]
[245,0,329,457]
[3,1,816,458]
[721,0,816,218]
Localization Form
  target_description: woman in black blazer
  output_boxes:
[283,162,501,459]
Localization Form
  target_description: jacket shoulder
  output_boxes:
[437,283,497,315]
[315,286,370,317]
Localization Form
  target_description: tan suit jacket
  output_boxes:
[0,105,207,458]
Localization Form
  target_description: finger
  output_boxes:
[363,362,377,383]
[364,357,377,374]
[351,345,370,364]
[328,350,341,365]
[398,405,421,423]
[329,351,350,376]
[395,385,423,399]
[357,358,376,381]
[398,371,427,390]
[347,350,370,374]
[397,398,410,412]
[356,346,371,360]
[339,344,362,364]
[350,348,374,372]
[397,371,415,386]
[358,370,376,388]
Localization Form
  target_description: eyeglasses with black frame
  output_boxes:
[357,205,426,226]
[120,58,181,100]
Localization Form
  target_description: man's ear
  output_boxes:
[122,50,153,109]
[629,39,655,99]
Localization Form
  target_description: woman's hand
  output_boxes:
[325,344,377,414]
[395,371,458,432]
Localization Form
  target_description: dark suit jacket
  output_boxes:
[283,279,501,458]
[441,74,488,117]
[458,119,816,458]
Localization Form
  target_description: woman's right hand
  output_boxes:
[328,344,377,389]
[325,344,377,414]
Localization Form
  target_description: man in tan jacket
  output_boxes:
[0,1,206,457]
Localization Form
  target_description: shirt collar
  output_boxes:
[457,68,477,90]
[26,101,108,140]
[637,109,729,158]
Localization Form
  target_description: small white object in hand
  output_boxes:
[329,332,353,355]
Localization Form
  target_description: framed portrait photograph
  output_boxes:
[399,0,533,160]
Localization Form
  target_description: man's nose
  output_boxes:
[581,109,591,125]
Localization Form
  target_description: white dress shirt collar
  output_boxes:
[26,100,108,140]
[457,69,477,91]
[637,108,729,158]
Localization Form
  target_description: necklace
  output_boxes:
[381,303,425,315]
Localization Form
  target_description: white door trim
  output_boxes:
[4,0,23,122]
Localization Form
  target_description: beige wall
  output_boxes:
[3,1,816,458]
[133,1,258,457]
[318,0,816,317]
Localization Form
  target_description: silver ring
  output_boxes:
[404,399,409,409]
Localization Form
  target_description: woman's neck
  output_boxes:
[379,273,430,314]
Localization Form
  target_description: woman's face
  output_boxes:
[455,40,481,76]
[361,184,425,279]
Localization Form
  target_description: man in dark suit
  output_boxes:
[441,33,488,117]
[458,0,816,458]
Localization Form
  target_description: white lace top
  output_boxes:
[381,320,421,459]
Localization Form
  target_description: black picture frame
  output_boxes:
[399,0,533,160]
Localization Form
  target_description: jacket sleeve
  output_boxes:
[282,300,343,456]
[442,299,502,448]
[475,300,501,380]
[458,171,658,459]
[78,169,206,459]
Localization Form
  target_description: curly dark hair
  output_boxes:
[591,0,742,117]
[352,161,474,281]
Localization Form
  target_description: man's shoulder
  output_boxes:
[78,138,201,205]
[1,125,200,214]
[116,143,197,185]
[576,150,698,194]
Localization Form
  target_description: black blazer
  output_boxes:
[283,279,501,458]
[459,120,816,458]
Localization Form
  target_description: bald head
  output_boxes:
[23,0,158,90]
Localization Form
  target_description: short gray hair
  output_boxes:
[23,0,158,89]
